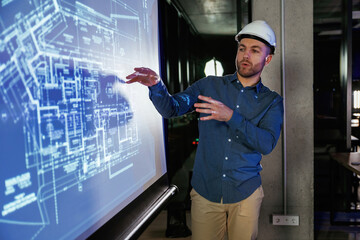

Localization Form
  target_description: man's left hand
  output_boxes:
[194,95,233,122]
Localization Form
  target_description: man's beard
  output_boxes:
[236,59,265,78]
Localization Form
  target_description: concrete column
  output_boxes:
[252,0,314,239]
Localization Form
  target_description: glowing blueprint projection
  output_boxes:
[0,0,166,239]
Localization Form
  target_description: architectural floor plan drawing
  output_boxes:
[0,0,163,239]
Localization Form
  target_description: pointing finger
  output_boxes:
[125,77,141,84]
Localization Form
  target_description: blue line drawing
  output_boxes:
[0,0,159,239]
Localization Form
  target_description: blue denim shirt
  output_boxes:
[149,73,283,203]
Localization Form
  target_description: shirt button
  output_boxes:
[241,89,244,93]
[236,135,239,139]
[223,174,226,178]
[236,105,239,108]
[228,138,231,142]
[255,95,258,99]
[225,157,228,160]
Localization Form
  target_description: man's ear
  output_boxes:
[265,55,272,65]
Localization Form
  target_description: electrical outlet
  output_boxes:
[272,214,299,226]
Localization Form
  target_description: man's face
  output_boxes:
[235,38,271,79]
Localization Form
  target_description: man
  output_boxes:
[126,20,283,240]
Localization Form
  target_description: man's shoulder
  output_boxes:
[259,84,283,102]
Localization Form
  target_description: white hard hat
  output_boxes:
[235,20,276,54]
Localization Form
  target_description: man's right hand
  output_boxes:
[126,67,160,87]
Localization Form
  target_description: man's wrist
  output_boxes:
[226,110,234,122]
[149,78,162,89]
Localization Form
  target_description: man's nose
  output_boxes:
[243,50,250,59]
[243,52,250,59]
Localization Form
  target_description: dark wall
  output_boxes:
[354,29,360,81]
[313,36,341,126]
[159,0,238,94]
[198,34,238,76]
[159,0,203,94]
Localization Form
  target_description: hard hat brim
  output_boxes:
[236,34,275,54]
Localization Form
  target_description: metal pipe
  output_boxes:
[123,185,178,240]
[281,0,287,215]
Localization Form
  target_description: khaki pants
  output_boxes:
[190,186,264,240]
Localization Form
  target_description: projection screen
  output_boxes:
[0,0,167,239]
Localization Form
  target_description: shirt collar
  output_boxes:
[230,72,263,94]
